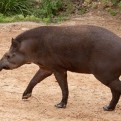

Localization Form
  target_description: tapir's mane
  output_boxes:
[14,25,82,43]
[15,26,61,43]
[15,26,44,43]
[14,25,115,44]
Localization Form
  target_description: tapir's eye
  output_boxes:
[12,53,16,57]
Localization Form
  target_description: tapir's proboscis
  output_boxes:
[0,25,121,111]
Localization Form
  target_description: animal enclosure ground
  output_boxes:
[0,11,121,121]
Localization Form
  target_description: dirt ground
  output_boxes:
[0,11,121,121]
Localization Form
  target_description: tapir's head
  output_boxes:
[0,38,30,71]
[0,39,34,70]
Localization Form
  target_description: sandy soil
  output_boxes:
[0,11,121,121]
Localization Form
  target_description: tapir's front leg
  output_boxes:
[22,68,52,99]
[54,71,69,108]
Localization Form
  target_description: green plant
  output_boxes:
[0,13,41,23]
[0,0,90,23]
[79,7,87,15]
[107,8,118,16]
[102,0,109,5]
[102,0,121,6]
[63,0,74,14]
[0,0,32,16]
[118,1,121,8]
[36,0,63,18]
[111,0,120,5]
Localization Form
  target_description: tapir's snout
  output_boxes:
[0,65,3,71]
[0,50,26,71]
[0,54,8,71]
[0,58,5,71]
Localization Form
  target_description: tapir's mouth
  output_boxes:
[3,66,10,70]
[0,67,3,71]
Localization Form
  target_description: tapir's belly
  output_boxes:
[57,54,92,73]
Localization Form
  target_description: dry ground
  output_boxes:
[0,11,121,121]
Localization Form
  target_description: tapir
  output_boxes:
[0,25,121,111]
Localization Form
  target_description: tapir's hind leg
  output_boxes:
[103,88,120,111]
[54,71,68,108]
[103,80,121,111]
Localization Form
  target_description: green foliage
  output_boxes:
[99,0,121,16]
[111,0,118,5]
[78,8,87,15]
[118,1,121,6]
[0,0,121,23]
[0,0,32,16]
[102,0,120,6]
[102,0,109,5]
[107,8,118,16]
[0,14,41,23]
[36,0,63,18]
[34,0,74,23]
[63,0,74,14]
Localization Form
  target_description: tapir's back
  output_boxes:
[41,25,121,53]
[40,25,121,73]
[15,25,121,73]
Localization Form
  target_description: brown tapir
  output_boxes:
[0,25,121,111]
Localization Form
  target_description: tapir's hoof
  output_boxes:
[22,93,32,99]
[55,102,66,108]
[103,105,115,111]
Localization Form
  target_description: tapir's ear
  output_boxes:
[11,38,19,48]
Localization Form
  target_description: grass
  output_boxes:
[0,0,32,16]
[0,14,40,23]
[0,0,70,23]
[0,0,121,23]
[102,0,121,16]
[0,14,69,23]
[0,0,72,23]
